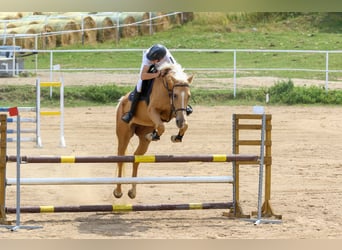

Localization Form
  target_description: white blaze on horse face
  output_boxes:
[175,90,186,129]
[181,91,186,115]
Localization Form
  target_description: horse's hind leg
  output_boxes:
[114,125,133,199]
[113,161,124,198]
[128,128,152,199]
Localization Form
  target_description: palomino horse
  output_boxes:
[114,63,193,199]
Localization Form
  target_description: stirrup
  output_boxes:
[186,105,193,116]
[122,112,133,123]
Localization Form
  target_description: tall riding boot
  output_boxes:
[121,90,141,123]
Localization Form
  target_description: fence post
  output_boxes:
[233,50,237,98]
[0,114,10,225]
[325,51,329,92]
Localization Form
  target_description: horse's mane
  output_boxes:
[158,62,188,82]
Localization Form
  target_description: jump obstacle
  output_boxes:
[0,77,65,148]
[0,111,282,229]
[0,107,37,144]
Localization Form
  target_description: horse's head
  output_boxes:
[161,63,194,129]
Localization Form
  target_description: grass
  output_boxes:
[23,13,342,70]
[2,12,342,106]
[2,80,342,107]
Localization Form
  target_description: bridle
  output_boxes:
[162,76,190,122]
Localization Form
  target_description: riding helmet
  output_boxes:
[146,44,167,61]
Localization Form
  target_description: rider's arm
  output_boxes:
[140,64,160,80]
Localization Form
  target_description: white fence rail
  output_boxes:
[1,48,342,96]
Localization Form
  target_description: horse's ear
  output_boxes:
[170,75,177,82]
[162,68,172,77]
[187,75,194,84]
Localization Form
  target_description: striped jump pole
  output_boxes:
[5,202,233,214]
[6,154,259,164]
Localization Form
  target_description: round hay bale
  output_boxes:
[60,13,97,44]
[0,30,14,46]
[153,12,171,32]
[169,12,183,26]
[90,15,117,43]
[139,12,151,36]
[3,20,41,29]
[0,23,56,49]
[6,23,18,29]
[47,19,81,47]
[77,15,97,44]
[29,23,56,49]
[19,12,36,18]
[110,12,139,38]
[140,12,171,34]
[3,27,37,49]
[0,12,23,20]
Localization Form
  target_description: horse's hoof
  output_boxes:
[171,135,182,143]
[113,189,123,198]
[128,189,136,199]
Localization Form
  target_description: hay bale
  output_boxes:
[169,12,183,26]
[46,19,81,46]
[0,30,13,46]
[139,12,151,36]
[60,13,97,44]
[139,12,172,34]
[0,12,23,20]
[0,24,56,49]
[110,12,139,38]
[3,20,41,29]
[1,26,37,49]
[90,15,117,43]
[153,12,171,32]
[29,23,56,49]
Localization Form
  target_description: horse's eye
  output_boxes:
[173,94,178,99]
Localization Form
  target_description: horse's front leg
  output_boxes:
[145,107,165,141]
[171,121,188,142]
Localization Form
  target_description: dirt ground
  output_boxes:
[1,73,342,239]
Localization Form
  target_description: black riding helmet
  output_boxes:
[146,44,167,61]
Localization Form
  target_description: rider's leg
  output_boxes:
[121,80,143,123]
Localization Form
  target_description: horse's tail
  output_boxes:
[115,96,125,122]
[115,96,127,177]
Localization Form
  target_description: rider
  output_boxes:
[121,44,177,123]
